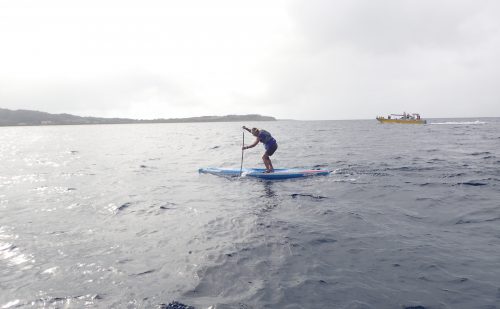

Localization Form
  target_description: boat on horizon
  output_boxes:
[376,113,426,124]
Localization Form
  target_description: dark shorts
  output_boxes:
[265,142,278,156]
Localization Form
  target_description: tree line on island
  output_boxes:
[0,108,276,126]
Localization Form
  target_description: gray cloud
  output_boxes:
[251,0,500,119]
[290,0,499,53]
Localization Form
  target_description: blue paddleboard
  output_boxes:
[198,167,331,180]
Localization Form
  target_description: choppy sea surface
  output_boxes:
[1,119,500,309]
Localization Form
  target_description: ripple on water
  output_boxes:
[454,180,489,186]
[33,186,76,195]
[104,202,134,214]
[40,266,59,275]
[455,208,500,224]
[290,193,328,200]
[1,294,104,308]
[469,151,491,156]
[0,227,34,269]
[1,119,499,308]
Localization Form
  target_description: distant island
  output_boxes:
[0,108,276,126]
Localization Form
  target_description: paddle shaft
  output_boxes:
[240,130,245,176]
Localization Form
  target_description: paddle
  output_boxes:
[240,129,245,176]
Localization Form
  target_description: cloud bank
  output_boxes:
[1,0,499,119]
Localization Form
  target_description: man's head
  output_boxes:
[251,128,259,136]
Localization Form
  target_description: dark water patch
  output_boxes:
[456,217,500,225]
[117,258,133,264]
[348,211,364,220]
[470,151,491,156]
[455,181,488,186]
[139,164,159,170]
[256,222,272,229]
[427,158,446,163]
[404,306,428,309]
[415,197,436,202]
[133,269,156,276]
[67,187,77,191]
[211,146,220,149]
[452,277,469,283]
[291,193,328,200]
[47,230,67,235]
[117,202,132,211]
[0,243,17,251]
[159,202,177,210]
[259,187,278,199]
[442,172,466,178]
[159,301,195,309]
[404,214,425,220]
[136,229,158,237]
[322,209,335,215]
[70,150,79,154]
[310,238,337,245]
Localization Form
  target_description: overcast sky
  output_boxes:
[1,0,499,120]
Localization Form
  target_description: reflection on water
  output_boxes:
[259,181,279,213]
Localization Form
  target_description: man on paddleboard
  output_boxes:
[242,126,278,173]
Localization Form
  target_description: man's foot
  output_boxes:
[264,169,274,173]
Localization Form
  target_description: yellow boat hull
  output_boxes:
[376,117,426,124]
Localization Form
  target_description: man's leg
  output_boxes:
[263,154,273,172]
[267,157,274,172]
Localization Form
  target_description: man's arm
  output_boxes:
[243,138,260,150]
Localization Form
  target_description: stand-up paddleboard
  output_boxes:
[199,167,331,180]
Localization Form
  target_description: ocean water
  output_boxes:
[1,119,499,309]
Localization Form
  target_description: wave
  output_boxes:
[291,193,328,200]
[1,294,104,309]
[430,121,486,125]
